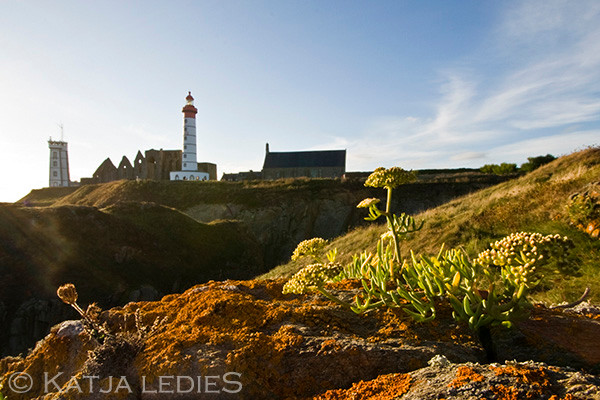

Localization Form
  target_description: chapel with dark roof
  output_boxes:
[261,143,346,180]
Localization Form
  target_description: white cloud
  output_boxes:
[342,0,600,171]
[451,152,486,161]
[490,130,600,160]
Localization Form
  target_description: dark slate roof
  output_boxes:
[263,150,346,169]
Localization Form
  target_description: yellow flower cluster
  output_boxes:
[291,237,328,261]
[364,167,416,189]
[357,198,381,208]
[282,263,344,294]
[476,232,571,287]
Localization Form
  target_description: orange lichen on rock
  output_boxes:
[311,373,411,400]
[490,364,551,387]
[3,278,598,399]
[490,384,526,400]
[489,364,555,400]
[324,278,363,290]
[448,365,485,388]
[549,395,586,400]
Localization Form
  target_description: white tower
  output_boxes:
[182,91,198,171]
[170,92,209,181]
[48,138,70,187]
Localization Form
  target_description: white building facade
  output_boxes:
[48,139,70,187]
[170,92,209,181]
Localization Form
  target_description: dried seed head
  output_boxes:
[85,303,102,322]
[57,283,78,305]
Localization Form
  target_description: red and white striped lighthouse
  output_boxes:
[170,92,209,181]
[182,91,198,171]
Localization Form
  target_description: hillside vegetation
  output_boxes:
[263,147,600,305]
[23,178,365,209]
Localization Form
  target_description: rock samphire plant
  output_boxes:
[57,283,113,342]
[57,283,166,380]
[283,167,574,357]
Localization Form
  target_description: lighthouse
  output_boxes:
[170,92,209,181]
[48,138,70,187]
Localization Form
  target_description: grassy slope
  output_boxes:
[17,186,79,206]
[262,147,600,304]
[23,178,366,210]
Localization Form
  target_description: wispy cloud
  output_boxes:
[341,0,600,170]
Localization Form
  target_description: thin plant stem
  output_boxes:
[385,186,403,273]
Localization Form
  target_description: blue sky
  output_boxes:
[1,1,599,202]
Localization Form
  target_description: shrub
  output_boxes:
[480,163,518,175]
[520,154,556,173]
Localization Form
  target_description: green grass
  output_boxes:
[261,147,600,304]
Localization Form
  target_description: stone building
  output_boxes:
[261,143,346,180]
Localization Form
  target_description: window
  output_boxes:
[53,171,58,177]
[183,154,187,158]
[190,175,194,180]
[184,163,187,167]
[184,145,187,149]
[53,161,58,167]
[53,151,58,159]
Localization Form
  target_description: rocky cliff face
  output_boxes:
[183,181,500,268]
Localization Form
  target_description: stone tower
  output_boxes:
[48,138,70,187]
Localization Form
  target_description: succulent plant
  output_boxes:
[283,262,349,307]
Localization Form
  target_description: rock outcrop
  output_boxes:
[1,279,598,399]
